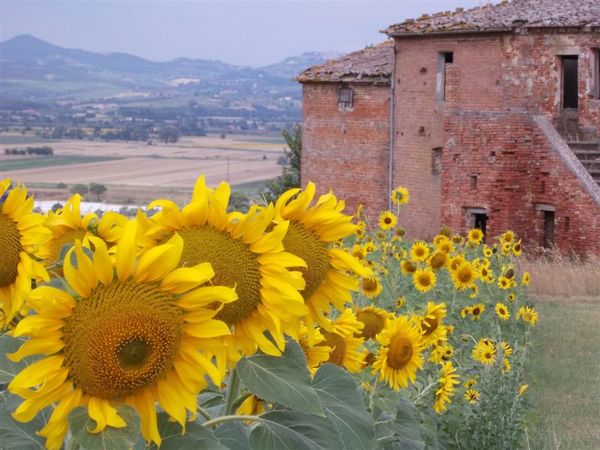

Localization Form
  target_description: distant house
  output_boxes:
[299,0,600,254]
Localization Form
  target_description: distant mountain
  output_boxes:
[0,35,339,131]
[0,34,334,83]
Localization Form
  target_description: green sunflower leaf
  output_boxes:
[312,363,376,450]
[0,393,47,450]
[249,411,339,450]
[235,340,324,417]
[147,413,226,450]
[0,335,30,384]
[68,405,140,450]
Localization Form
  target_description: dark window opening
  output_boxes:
[594,49,600,99]
[543,211,555,248]
[474,213,488,242]
[540,180,545,193]
[564,216,570,232]
[432,148,442,175]
[470,175,478,190]
[437,52,454,101]
[562,56,578,109]
[338,86,354,110]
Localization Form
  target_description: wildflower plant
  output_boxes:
[0,178,537,450]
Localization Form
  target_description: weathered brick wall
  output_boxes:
[301,83,390,218]
[393,34,505,238]
[501,32,600,138]
[442,111,600,254]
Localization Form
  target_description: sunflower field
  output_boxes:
[0,176,538,450]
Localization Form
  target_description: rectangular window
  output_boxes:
[470,175,478,190]
[432,148,442,175]
[594,49,600,99]
[561,55,578,109]
[436,52,454,101]
[543,211,555,248]
[338,86,353,110]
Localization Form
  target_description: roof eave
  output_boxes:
[383,27,511,38]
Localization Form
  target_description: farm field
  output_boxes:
[526,296,600,449]
[0,133,286,203]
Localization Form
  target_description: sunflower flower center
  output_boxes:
[63,281,182,399]
[0,213,21,287]
[178,225,260,326]
[282,221,330,301]
[387,335,413,370]
[356,311,385,340]
[322,332,346,366]
[422,317,439,336]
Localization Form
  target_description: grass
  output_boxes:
[520,253,600,297]
[525,295,600,449]
[0,155,120,172]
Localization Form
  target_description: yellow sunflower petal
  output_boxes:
[136,233,183,282]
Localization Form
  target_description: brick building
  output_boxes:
[299,0,600,254]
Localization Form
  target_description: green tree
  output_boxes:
[262,124,301,204]
[70,184,89,196]
[89,183,107,201]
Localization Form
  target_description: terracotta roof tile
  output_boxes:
[385,0,600,36]
[297,41,393,84]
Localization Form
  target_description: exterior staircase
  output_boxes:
[568,141,600,186]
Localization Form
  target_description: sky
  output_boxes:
[0,0,488,67]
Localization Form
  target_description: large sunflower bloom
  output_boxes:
[373,315,425,390]
[433,362,460,414]
[8,221,237,449]
[274,182,371,332]
[40,194,127,265]
[319,309,367,373]
[145,176,307,357]
[419,302,447,347]
[0,178,50,325]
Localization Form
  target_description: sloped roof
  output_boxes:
[385,0,600,36]
[297,41,393,84]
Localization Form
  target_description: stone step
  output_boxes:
[574,151,600,161]
[568,141,600,150]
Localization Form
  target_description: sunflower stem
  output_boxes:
[197,406,213,421]
[224,368,241,415]
[202,414,266,428]
[368,376,379,412]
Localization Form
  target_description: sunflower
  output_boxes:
[463,377,478,389]
[8,223,237,449]
[274,182,371,332]
[483,245,493,258]
[518,384,529,396]
[451,261,478,290]
[0,178,50,325]
[355,306,391,340]
[502,358,512,373]
[390,186,409,205]
[145,176,308,357]
[430,343,453,364]
[470,303,485,320]
[319,309,367,373]
[501,341,513,357]
[433,362,460,414]
[521,272,531,286]
[428,251,448,270]
[373,315,425,390]
[497,276,513,290]
[512,240,523,256]
[413,268,436,293]
[351,244,367,260]
[495,303,510,320]
[295,325,331,374]
[434,235,455,254]
[236,394,266,417]
[464,389,481,405]
[410,241,430,262]
[378,210,397,231]
[448,254,465,272]
[419,302,447,346]
[500,230,515,244]
[394,296,406,308]
[467,228,484,246]
[517,306,538,326]
[507,293,517,303]
[41,194,127,265]
[400,260,417,274]
[460,306,472,319]
[361,276,383,299]
[472,339,496,365]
